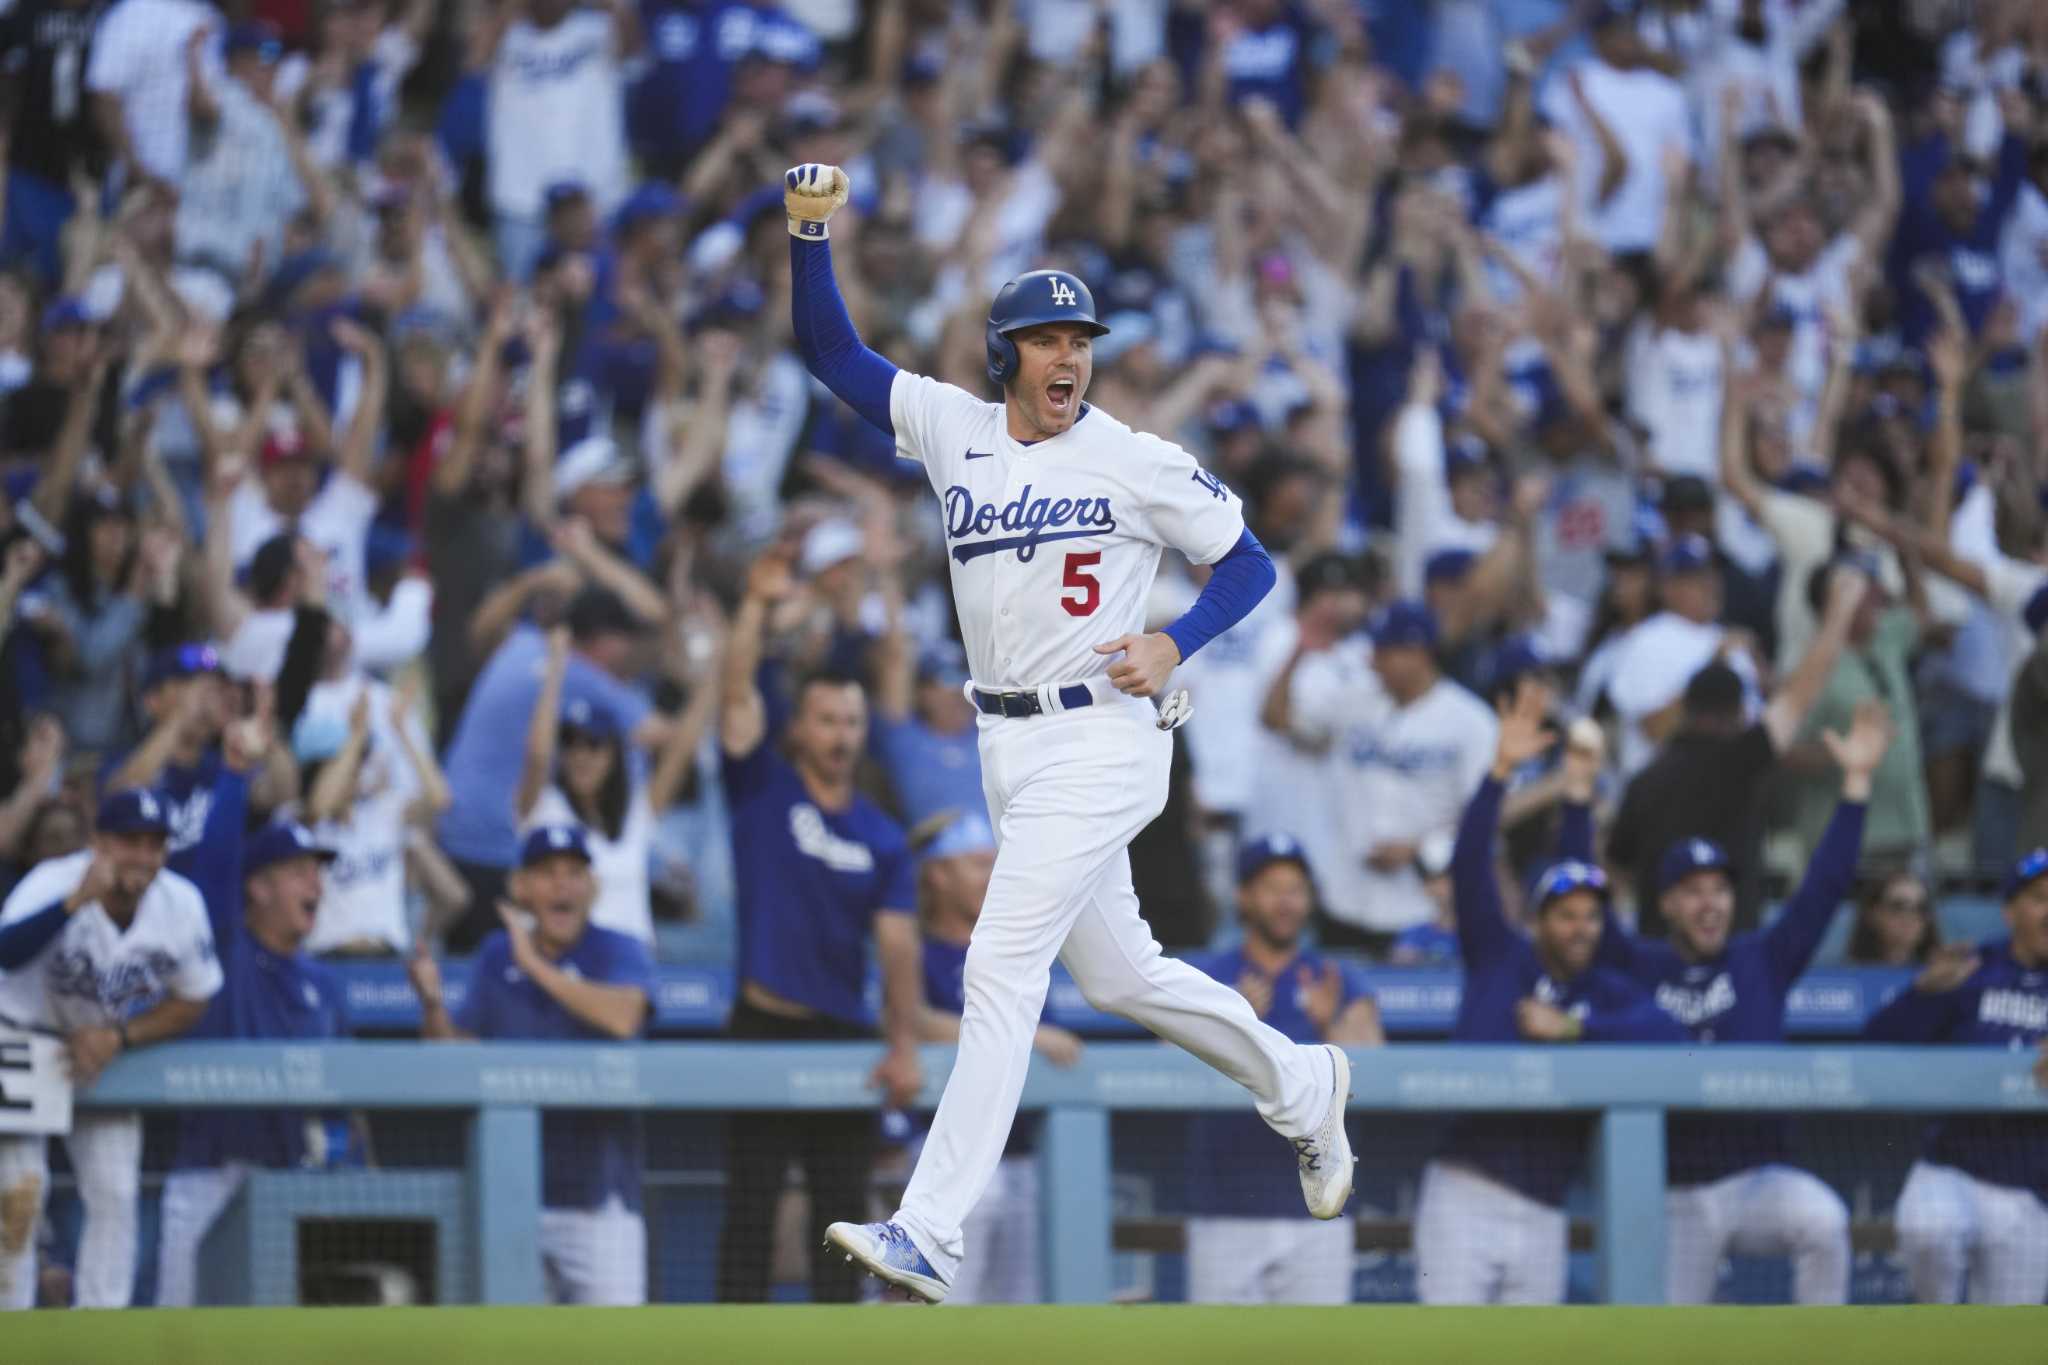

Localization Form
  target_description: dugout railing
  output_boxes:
[76,1042,2046,1305]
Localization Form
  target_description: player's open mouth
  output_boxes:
[1047,379,1075,410]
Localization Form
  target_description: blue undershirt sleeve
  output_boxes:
[789,236,899,436]
[1161,529,1276,664]
[0,900,69,969]
[1763,799,1866,990]
[1450,776,1514,966]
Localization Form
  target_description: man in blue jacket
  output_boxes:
[1416,682,1684,1305]
[1866,847,2048,1303]
[1592,699,1890,1304]
[156,822,349,1307]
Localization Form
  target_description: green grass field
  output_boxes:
[9,1306,2044,1365]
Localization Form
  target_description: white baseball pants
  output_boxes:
[1895,1160,2048,1304]
[1414,1160,1568,1304]
[1187,1216,1354,1304]
[539,1195,647,1305]
[155,1164,252,1307]
[894,698,1331,1283]
[946,1155,1041,1304]
[0,1113,143,1309]
[1665,1164,1849,1304]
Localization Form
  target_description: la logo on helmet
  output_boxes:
[1050,279,1077,308]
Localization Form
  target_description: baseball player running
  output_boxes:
[0,790,222,1309]
[782,162,1350,1303]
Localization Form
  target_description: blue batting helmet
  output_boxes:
[985,270,1110,387]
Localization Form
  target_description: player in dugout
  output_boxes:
[1584,696,1891,1304]
[1416,682,1683,1305]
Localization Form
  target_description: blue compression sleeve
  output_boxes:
[1450,776,1514,966]
[789,236,899,436]
[0,900,69,969]
[1763,798,1866,990]
[1162,529,1276,663]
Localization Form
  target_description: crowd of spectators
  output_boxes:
[4,0,2048,1309]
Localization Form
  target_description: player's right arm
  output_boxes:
[718,551,794,761]
[0,856,114,968]
[1453,682,1557,965]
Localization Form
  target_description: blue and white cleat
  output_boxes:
[824,1220,950,1304]
[1295,1044,1355,1219]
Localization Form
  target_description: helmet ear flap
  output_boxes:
[985,322,1017,389]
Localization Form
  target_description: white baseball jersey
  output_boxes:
[0,852,222,1034]
[888,374,1246,689]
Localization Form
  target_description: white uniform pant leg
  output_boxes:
[0,1135,48,1311]
[538,1196,647,1306]
[895,704,1173,1281]
[1968,1173,2048,1304]
[1664,1180,1729,1305]
[154,1165,251,1307]
[1186,1217,1271,1304]
[1415,1161,1563,1305]
[1058,857,1327,1139]
[1722,1165,1850,1305]
[1895,1161,1973,1304]
[946,1156,1040,1305]
[1268,1217,1355,1304]
[67,1111,141,1309]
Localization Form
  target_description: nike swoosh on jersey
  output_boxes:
[965,450,995,460]
[951,527,1099,564]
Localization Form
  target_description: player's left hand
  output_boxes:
[1515,999,1583,1043]
[66,1025,123,1087]
[1095,632,1180,698]
[1298,962,1345,1035]
[870,1043,923,1108]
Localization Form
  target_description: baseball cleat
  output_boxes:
[1295,1044,1355,1219]
[823,1220,950,1304]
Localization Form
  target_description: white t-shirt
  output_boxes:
[308,780,412,954]
[1391,403,1498,598]
[1980,554,2048,788]
[1242,627,1372,919]
[223,606,297,683]
[1756,487,1905,673]
[1295,670,1498,932]
[226,470,378,625]
[1481,176,1566,304]
[1625,324,1723,481]
[173,76,306,276]
[0,851,222,1033]
[1175,559,1296,816]
[1542,58,1693,254]
[1603,611,1761,775]
[487,10,626,219]
[84,0,222,183]
[888,363,1246,690]
[526,785,655,944]
[2001,184,2048,346]
[1725,233,1861,448]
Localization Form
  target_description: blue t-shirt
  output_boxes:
[174,931,351,1171]
[1184,945,1366,1217]
[102,749,250,932]
[1890,134,2032,343]
[1597,802,1865,1184]
[437,626,653,867]
[1440,779,1683,1206]
[723,741,914,1027]
[872,715,983,829]
[455,925,657,1212]
[1866,939,2048,1197]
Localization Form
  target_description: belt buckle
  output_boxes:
[1002,691,1036,719]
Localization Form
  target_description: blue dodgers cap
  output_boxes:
[1205,398,1261,436]
[1657,837,1732,894]
[141,642,223,692]
[243,821,337,877]
[520,823,592,869]
[224,20,282,60]
[1444,433,1490,481]
[558,696,622,741]
[1424,548,1477,587]
[1660,532,1716,575]
[543,180,590,212]
[98,788,170,837]
[924,812,996,865]
[1237,832,1313,885]
[1491,634,1550,691]
[42,297,93,332]
[1370,599,1439,650]
[363,522,414,577]
[612,182,684,234]
[1531,859,1608,908]
[2003,848,2048,901]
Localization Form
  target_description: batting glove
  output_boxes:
[785,163,850,240]
[1156,688,1193,732]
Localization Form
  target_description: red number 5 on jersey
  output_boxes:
[1061,551,1102,617]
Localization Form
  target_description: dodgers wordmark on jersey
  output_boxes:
[0,851,222,1034]
[887,372,1247,690]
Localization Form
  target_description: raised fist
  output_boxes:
[784,163,850,239]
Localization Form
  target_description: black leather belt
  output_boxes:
[972,684,1094,719]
